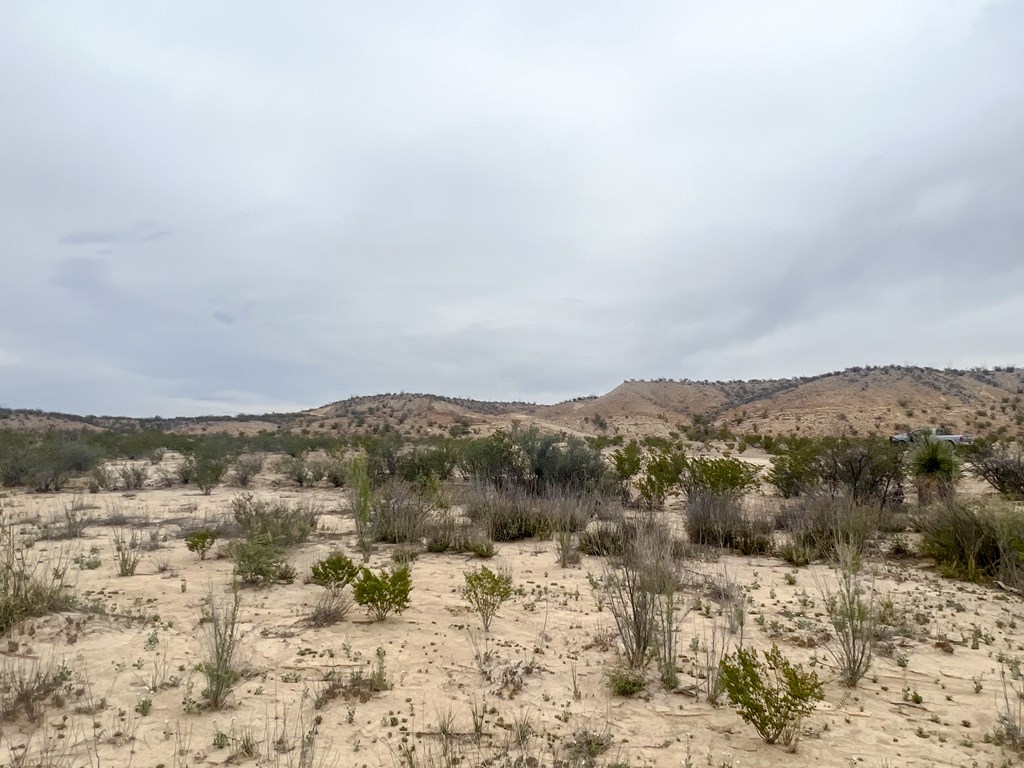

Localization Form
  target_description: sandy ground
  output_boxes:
[2,469,1023,768]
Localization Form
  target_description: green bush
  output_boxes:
[766,438,822,498]
[231,533,296,585]
[0,518,76,634]
[310,552,359,590]
[231,493,319,547]
[720,643,823,745]
[194,453,228,495]
[185,530,218,560]
[353,565,412,621]
[461,566,514,632]
[679,456,760,501]
[606,663,647,696]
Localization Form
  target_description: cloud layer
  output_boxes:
[2,1,1022,416]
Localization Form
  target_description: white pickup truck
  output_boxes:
[889,427,973,445]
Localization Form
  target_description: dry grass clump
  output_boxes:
[0,513,76,635]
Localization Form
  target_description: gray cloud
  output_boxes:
[1,1,1022,416]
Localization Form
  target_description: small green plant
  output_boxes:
[461,565,514,633]
[308,552,359,627]
[353,565,412,621]
[184,530,218,560]
[606,663,647,696]
[231,533,297,585]
[720,643,823,745]
[135,696,153,716]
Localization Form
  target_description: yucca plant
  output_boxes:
[911,437,961,505]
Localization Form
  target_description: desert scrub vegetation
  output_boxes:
[461,565,514,632]
[459,423,608,493]
[819,543,876,687]
[684,492,773,555]
[230,532,297,585]
[720,643,823,747]
[348,452,375,560]
[915,499,1024,586]
[232,493,320,546]
[198,585,243,709]
[0,512,76,634]
[353,564,412,621]
[110,526,143,576]
[231,454,265,487]
[184,528,218,560]
[969,441,1024,499]
[308,552,359,626]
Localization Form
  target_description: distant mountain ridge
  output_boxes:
[3,365,1023,441]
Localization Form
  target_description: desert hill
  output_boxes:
[3,365,1023,440]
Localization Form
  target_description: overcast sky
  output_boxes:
[2,2,1022,417]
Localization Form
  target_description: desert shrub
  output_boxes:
[199,586,242,709]
[232,455,264,487]
[110,527,143,576]
[685,493,772,555]
[970,442,1024,499]
[776,495,883,563]
[460,424,607,493]
[118,463,148,491]
[635,448,687,508]
[231,493,320,547]
[461,565,514,632]
[606,663,647,696]
[915,500,1024,584]
[424,510,461,552]
[911,437,961,505]
[577,518,633,557]
[280,455,313,487]
[610,440,643,503]
[395,443,459,484]
[468,535,496,558]
[720,643,823,746]
[231,533,296,585]
[185,530,218,560]
[595,516,679,670]
[464,484,537,541]
[310,552,359,589]
[372,479,433,544]
[194,453,228,495]
[353,565,412,621]
[324,456,347,487]
[820,544,876,687]
[679,456,760,502]
[766,437,822,498]
[307,552,359,627]
[816,435,905,508]
[0,516,76,635]
[88,465,114,493]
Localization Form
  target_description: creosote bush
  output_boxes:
[720,643,823,746]
[232,493,320,547]
[230,533,297,585]
[461,565,514,632]
[308,552,359,626]
[185,529,218,560]
[353,565,412,621]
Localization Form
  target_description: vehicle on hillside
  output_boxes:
[889,426,973,445]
